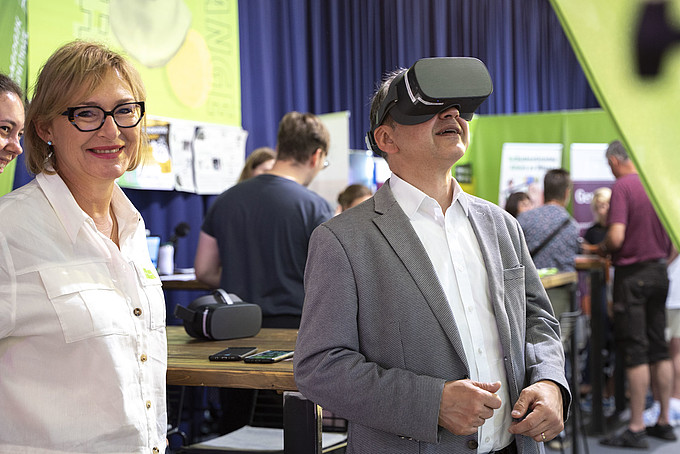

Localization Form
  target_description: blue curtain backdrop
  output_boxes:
[12,0,598,320]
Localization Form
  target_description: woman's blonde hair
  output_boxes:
[591,187,611,210]
[24,40,148,175]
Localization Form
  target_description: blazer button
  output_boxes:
[467,439,478,450]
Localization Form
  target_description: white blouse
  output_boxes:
[0,173,167,454]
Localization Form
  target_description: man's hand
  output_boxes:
[508,380,564,442]
[438,379,502,435]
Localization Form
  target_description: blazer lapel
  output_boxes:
[466,197,515,378]
[372,181,469,371]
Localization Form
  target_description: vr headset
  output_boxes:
[366,57,493,154]
[174,289,262,340]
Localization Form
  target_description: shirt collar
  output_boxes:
[389,172,469,219]
[36,173,141,244]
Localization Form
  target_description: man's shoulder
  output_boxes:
[518,204,565,223]
[612,173,641,192]
[464,193,504,212]
[320,198,377,233]
[215,176,326,205]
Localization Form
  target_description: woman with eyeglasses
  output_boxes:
[0,41,167,453]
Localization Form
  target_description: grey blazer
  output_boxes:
[294,181,570,454]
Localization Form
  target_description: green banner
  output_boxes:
[461,109,619,203]
[27,0,241,126]
[0,0,28,196]
[550,0,680,249]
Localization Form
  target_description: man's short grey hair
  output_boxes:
[368,68,406,160]
[606,140,629,162]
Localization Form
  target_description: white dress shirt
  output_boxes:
[390,173,512,453]
[0,173,167,454]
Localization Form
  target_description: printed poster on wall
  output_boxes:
[498,143,563,208]
[168,122,199,193]
[192,124,247,195]
[118,119,174,190]
[118,119,248,195]
[569,143,615,234]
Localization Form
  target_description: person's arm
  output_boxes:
[194,231,221,288]
[294,224,444,443]
[597,222,625,257]
[508,217,570,441]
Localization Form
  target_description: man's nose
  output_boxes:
[439,106,460,118]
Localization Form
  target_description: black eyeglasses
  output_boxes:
[61,101,145,132]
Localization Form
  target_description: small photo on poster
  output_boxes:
[118,119,175,190]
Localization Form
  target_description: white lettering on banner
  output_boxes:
[9,16,28,84]
[574,188,593,205]
[204,0,238,121]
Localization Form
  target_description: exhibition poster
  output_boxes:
[498,143,563,209]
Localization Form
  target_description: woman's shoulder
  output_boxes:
[0,179,43,214]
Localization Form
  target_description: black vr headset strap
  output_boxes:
[173,304,195,322]
[365,129,384,156]
[174,303,212,339]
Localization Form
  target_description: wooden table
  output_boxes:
[540,271,578,289]
[167,326,297,390]
[161,275,212,291]
[166,326,322,453]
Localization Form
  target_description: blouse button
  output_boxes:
[134,308,142,317]
[146,400,152,409]
[140,354,147,362]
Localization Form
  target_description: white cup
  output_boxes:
[158,243,174,275]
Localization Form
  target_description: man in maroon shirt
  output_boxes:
[598,140,675,448]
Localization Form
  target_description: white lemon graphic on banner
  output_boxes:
[166,29,214,109]
[109,0,191,68]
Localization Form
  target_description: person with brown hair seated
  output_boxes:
[237,146,276,183]
[337,183,372,213]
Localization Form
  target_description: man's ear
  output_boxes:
[374,124,398,155]
[309,147,323,167]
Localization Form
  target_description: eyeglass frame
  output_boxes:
[60,101,146,132]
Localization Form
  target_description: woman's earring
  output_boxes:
[47,141,53,146]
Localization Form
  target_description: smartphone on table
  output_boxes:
[208,347,257,361]
[243,349,294,363]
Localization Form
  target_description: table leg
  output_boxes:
[283,391,322,454]
[589,268,605,434]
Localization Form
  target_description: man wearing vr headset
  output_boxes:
[295,58,570,454]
